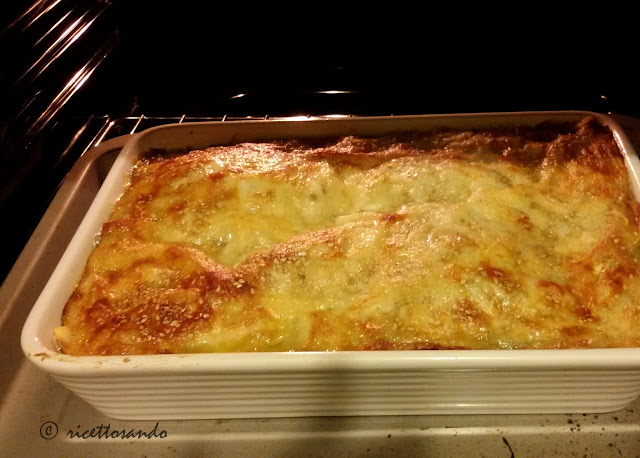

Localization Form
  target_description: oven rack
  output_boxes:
[87,113,358,146]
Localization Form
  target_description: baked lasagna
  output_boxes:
[55,117,640,355]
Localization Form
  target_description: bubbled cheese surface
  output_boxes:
[55,119,640,355]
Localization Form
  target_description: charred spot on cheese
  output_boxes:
[55,118,640,355]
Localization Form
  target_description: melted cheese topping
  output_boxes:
[55,118,640,355]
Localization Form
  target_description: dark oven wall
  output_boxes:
[1,0,640,283]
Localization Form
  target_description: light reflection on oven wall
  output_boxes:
[0,0,119,282]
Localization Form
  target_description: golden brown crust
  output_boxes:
[56,118,640,355]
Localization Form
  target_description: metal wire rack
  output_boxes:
[89,113,357,147]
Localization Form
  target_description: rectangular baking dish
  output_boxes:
[21,111,640,420]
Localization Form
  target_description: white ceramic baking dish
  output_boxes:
[21,111,640,420]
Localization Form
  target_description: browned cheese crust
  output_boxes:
[55,118,640,355]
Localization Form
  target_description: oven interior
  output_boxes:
[3,1,640,282]
[2,1,640,455]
